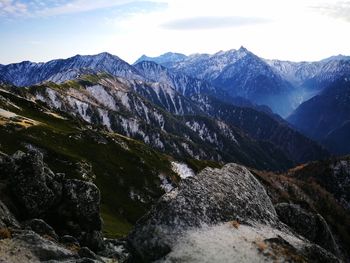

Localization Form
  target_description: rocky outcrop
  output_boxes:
[58,179,102,233]
[127,163,342,262]
[0,150,124,262]
[275,203,340,257]
[2,151,104,251]
[9,151,63,217]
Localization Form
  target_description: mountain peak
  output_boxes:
[321,54,350,63]
[134,52,187,65]
[238,46,249,53]
[94,52,117,59]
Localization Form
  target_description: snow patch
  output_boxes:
[171,161,195,179]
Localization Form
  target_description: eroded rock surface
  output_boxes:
[0,150,118,262]
[127,163,342,262]
[9,151,63,217]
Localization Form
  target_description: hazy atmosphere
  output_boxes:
[0,0,349,64]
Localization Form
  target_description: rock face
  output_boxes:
[59,179,102,232]
[3,151,104,251]
[9,151,63,217]
[127,163,341,262]
[275,203,340,256]
[25,218,59,241]
[0,200,19,229]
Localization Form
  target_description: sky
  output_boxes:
[0,0,349,65]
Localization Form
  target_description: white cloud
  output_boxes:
[0,0,28,17]
[311,1,350,22]
[36,0,145,17]
[0,0,165,18]
[162,16,270,30]
[101,0,350,63]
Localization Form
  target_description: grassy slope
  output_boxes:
[0,88,179,238]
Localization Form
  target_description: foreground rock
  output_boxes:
[127,163,341,262]
[0,150,123,262]
[9,151,63,217]
[3,151,104,251]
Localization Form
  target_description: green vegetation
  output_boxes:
[185,158,222,173]
[0,88,176,238]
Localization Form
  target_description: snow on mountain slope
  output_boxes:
[134,52,187,68]
[9,75,291,171]
[171,161,195,179]
[137,48,350,116]
[134,61,218,98]
[0,52,144,87]
[143,47,296,117]
[266,57,350,91]
[171,48,247,80]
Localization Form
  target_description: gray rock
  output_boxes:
[127,163,278,261]
[13,230,78,261]
[9,151,63,217]
[25,219,59,241]
[0,200,20,228]
[127,163,343,262]
[100,239,130,262]
[59,179,102,232]
[275,203,340,257]
[56,179,103,251]
[78,247,98,260]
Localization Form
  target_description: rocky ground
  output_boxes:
[0,150,348,262]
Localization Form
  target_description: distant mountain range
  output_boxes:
[136,47,350,117]
[0,47,349,156]
[288,78,350,155]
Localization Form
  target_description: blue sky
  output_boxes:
[0,0,350,64]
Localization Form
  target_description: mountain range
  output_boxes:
[1,47,349,156]
[136,47,350,116]
[1,47,350,262]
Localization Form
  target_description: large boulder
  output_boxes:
[55,179,104,251]
[2,150,104,252]
[127,163,342,262]
[127,163,279,261]
[9,151,63,217]
[275,203,340,257]
[59,179,102,232]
